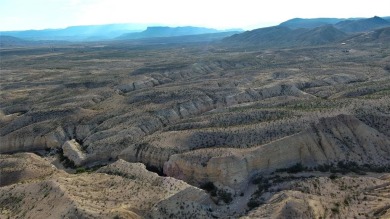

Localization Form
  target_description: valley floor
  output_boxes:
[1,39,390,218]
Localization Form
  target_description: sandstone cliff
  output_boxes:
[164,114,390,190]
[62,139,87,166]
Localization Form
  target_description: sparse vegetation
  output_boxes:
[75,167,86,174]
[1,23,390,219]
[276,163,307,173]
[247,199,262,210]
[200,182,232,204]
[57,148,76,169]
[217,190,233,204]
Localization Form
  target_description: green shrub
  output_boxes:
[218,190,233,204]
[200,182,216,192]
[286,163,306,173]
[276,163,307,173]
[247,199,261,210]
[329,174,338,180]
[76,167,86,174]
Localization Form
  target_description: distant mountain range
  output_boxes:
[0,24,147,41]
[224,16,390,48]
[279,16,390,31]
[335,16,390,33]
[117,26,228,39]
[279,18,350,29]
[0,25,242,45]
[0,35,69,47]
[118,31,241,44]
[1,16,389,47]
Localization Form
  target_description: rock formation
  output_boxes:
[62,139,87,166]
[164,114,390,190]
[0,154,214,219]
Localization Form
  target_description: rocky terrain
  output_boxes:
[2,153,390,218]
[0,153,215,218]
[164,114,390,190]
[1,21,390,218]
[242,173,390,218]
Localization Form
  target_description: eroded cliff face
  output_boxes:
[62,139,87,166]
[0,81,310,158]
[2,35,390,218]
[0,154,215,219]
[163,114,390,190]
[0,117,95,154]
[241,175,390,219]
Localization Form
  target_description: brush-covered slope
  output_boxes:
[345,27,390,43]
[279,18,346,29]
[291,25,348,45]
[223,25,347,47]
[223,26,292,47]
[0,154,215,218]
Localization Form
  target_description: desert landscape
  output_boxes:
[1,15,390,218]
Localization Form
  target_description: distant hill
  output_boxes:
[0,24,146,41]
[0,35,30,47]
[223,25,347,48]
[293,25,348,45]
[335,16,390,32]
[223,16,390,48]
[0,35,69,47]
[117,26,222,40]
[372,27,390,42]
[279,16,390,32]
[223,26,291,47]
[344,27,390,44]
[118,31,240,44]
[0,25,241,45]
[279,18,347,29]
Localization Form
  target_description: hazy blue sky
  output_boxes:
[1,0,389,31]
